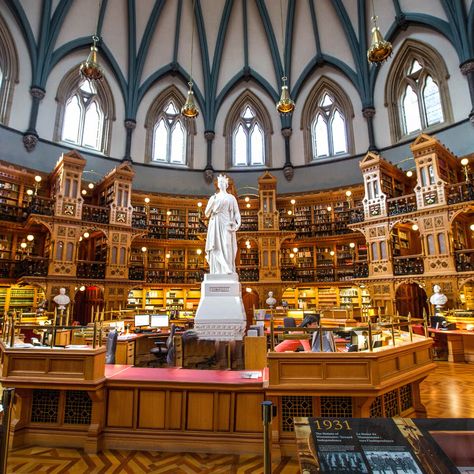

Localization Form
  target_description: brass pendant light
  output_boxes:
[181,0,199,118]
[367,0,392,64]
[276,76,295,114]
[276,0,295,114]
[80,35,104,81]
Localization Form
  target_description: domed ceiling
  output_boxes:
[1,0,474,193]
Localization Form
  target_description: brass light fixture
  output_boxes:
[276,0,295,114]
[80,35,104,81]
[181,0,199,118]
[367,0,392,64]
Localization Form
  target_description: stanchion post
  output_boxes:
[261,401,273,474]
[0,387,15,473]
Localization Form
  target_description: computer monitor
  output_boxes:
[134,314,150,327]
[150,314,169,328]
[431,315,446,329]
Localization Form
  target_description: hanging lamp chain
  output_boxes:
[189,0,196,86]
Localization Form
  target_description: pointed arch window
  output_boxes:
[145,88,194,166]
[232,106,266,166]
[54,66,115,154]
[61,80,105,151]
[385,40,452,143]
[400,59,444,136]
[301,78,354,163]
[224,92,272,169]
[0,14,19,125]
[310,93,349,159]
[151,101,187,164]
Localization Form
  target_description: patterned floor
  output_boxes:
[6,362,473,473]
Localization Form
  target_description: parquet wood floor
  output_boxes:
[6,362,473,473]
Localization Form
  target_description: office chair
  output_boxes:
[283,317,296,328]
[150,324,176,366]
[105,330,118,364]
[311,330,336,352]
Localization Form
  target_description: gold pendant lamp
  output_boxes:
[181,0,199,118]
[276,0,295,114]
[367,0,392,64]
[80,35,104,81]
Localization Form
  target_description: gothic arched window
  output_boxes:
[54,66,115,154]
[385,40,452,143]
[0,14,19,125]
[145,87,194,166]
[301,77,354,163]
[224,91,272,168]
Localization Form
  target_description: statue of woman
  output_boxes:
[205,174,241,274]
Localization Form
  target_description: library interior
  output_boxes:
[0,0,473,472]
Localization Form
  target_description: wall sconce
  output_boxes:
[165,253,171,259]
[196,249,202,255]
[79,286,86,292]
[412,224,419,231]
[81,189,87,196]
[141,246,147,253]
[406,170,414,178]
[327,206,332,212]
[244,197,250,203]
[292,247,298,253]
[470,223,474,231]
[19,236,34,258]
[246,203,251,208]
[34,175,42,195]
[144,197,150,204]
[88,182,95,190]
[329,250,335,256]
[461,158,470,182]
[83,232,90,239]
[345,190,353,208]
[26,189,34,196]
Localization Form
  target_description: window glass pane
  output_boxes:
[380,241,387,259]
[313,115,329,157]
[437,233,446,253]
[242,106,255,119]
[165,102,178,114]
[402,85,421,134]
[0,68,3,89]
[79,80,95,94]
[153,119,168,161]
[62,95,81,143]
[427,235,435,255]
[250,124,264,165]
[82,101,103,149]
[410,60,422,74]
[320,94,333,107]
[371,242,379,260]
[119,247,126,265]
[424,76,443,126]
[331,110,347,154]
[233,124,247,165]
[66,242,74,261]
[170,121,186,164]
[56,241,64,260]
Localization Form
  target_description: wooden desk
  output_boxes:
[428,328,474,362]
[116,332,168,366]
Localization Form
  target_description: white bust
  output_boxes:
[266,291,276,308]
[430,284,447,309]
[53,287,71,311]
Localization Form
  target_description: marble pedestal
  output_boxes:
[194,273,246,341]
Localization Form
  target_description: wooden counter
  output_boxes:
[0,335,435,457]
[429,328,474,363]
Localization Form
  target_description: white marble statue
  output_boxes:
[266,291,277,308]
[205,174,241,274]
[430,284,447,313]
[53,287,70,311]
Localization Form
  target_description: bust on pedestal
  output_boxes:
[194,174,246,341]
[430,284,447,315]
[266,291,276,309]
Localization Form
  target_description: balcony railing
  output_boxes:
[387,193,417,216]
[25,196,54,216]
[83,204,109,224]
[393,255,424,275]
[0,203,23,222]
[132,211,147,229]
[349,207,364,223]
[455,249,474,272]
[14,257,49,278]
[129,266,145,281]
[353,261,369,278]
[447,181,474,205]
[0,260,15,278]
[77,260,106,279]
